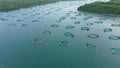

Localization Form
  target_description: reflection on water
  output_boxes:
[0,0,120,68]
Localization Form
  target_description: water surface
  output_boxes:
[0,0,120,68]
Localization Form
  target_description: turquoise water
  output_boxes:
[0,0,120,68]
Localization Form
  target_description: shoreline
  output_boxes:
[0,0,74,12]
[77,0,120,16]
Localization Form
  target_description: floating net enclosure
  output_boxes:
[61,17,66,20]
[48,12,52,14]
[81,27,90,31]
[111,24,120,27]
[73,12,77,14]
[43,31,51,35]
[58,17,67,22]
[35,13,41,15]
[44,13,49,15]
[30,14,36,17]
[38,17,44,19]
[0,18,8,21]
[65,26,75,29]
[71,17,77,19]
[8,23,16,27]
[98,17,106,20]
[59,40,70,47]
[95,21,103,24]
[88,34,99,39]
[88,16,93,18]
[51,24,59,28]
[109,35,120,40]
[103,28,112,32]
[112,47,120,55]
[32,38,43,45]
[65,13,71,17]
[87,23,94,26]
[64,32,74,38]
[83,16,93,20]
[21,24,28,27]
[74,21,80,24]
[75,13,81,16]
[85,44,97,51]
[83,18,88,20]
[16,19,24,22]
[66,12,71,15]
[32,20,39,22]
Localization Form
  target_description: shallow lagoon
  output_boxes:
[0,0,120,68]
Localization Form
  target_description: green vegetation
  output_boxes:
[78,0,120,15]
[0,0,71,12]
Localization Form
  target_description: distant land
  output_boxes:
[0,0,73,12]
[78,0,120,16]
